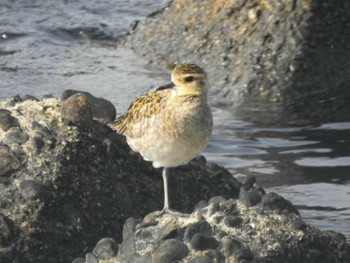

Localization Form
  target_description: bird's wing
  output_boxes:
[109,87,170,138]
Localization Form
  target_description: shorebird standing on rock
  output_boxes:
[109,64,213,214]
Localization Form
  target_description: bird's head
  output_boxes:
[170,64,208,97]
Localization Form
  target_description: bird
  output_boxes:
[109,63,213,214]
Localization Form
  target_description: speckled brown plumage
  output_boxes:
[109,63,213,212]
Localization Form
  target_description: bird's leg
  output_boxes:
[162,167,170,210]
[160,168,189,217]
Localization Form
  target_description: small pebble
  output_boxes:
[19,179,44,199]
[61,89,116,124]
[0,146,18,177]
[152,239,189,263]
[32,136,45,153]
[184,221,212,242]
[123,217,140,240]
[93,237,118,260]
[223,215,243,228]
[0,109,19,131]
[261,192,299,215]
[85,252,98,263]
[233,248,253,260]
[224,239,242,255]
[20,94,39,101]
[190,233,219,251]
[189,256,212,263]
[71,258,85,263]
[60,93,93,127]
[0,213,16,247]
[239,187,262,207]
[3,127,29,145]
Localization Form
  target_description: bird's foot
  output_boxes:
[160,207,190,218]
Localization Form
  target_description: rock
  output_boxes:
[223,215,243,228]
[262,192,299,215]
[31,136,45,153]
[71,258,85,263]
[189,256,212,263]
[152,239,189,263]
[20,94,39,101]
[123,0,350,125]
[1,95,349,262]
[3,127,29,144]
[93,237,118,260]
[85,253,98,263]
[239,187,262,207]
[0,214,16,247]
[0,109,19,131]
[190,233,219,251]
[18,179,44,199]
[60,93,93,127]
[110,197,350,262]
[0,146,19,176]
[61,89,116,124]
[184,220,212,242]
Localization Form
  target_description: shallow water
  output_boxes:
[1,0,349,241]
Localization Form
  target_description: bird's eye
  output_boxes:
[184,76,194,83]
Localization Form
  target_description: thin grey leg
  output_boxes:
[162,168,169,210]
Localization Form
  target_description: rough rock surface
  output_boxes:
[0,94,240,262]
[123,0,350,124]
[84,194,350,263]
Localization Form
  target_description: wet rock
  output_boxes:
[0,146,19,176]
[184,220,212,242]
[239,187,262,207]
[62,89,116,124]
[0,214,16,247]
[31,136,45,153]
[224,239,242,256]
[262,192,299,215]
[223,215,243,228]
[93,237,118,260]
[190,233,219,251]
[85,253,98,263]
[108,196,350,262]
[3,127,29,144]
[152,239,189,263]
[189,256,212,263]
[0,109,19,131]
[233,248,253,260]
[124,0,350,125]
[72,258,85,263]
[122,217,141,240]
[20,94,39,101]
[19,179,44,199]
[60,93,93,127]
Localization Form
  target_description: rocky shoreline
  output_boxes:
[0,92,349,262]
[122,0,350,125]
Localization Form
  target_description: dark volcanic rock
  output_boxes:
[152,239,189,263]
[262,192,300,215]
[62,89,116,124]
[0,214,17,247]
[3,127,29,144]
[109,197,350,263]
[123,0,350,124]
[92,237,118,260]
[60,93,93,127]
[0,145,19,177]
[18,179,45,199]
[0,95,241,262]
[0,109,19,131]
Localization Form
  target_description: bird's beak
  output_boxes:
[156,82,175,91]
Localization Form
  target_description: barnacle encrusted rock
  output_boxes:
[0,93,240,262]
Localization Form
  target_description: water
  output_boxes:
[1,0,349,241]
